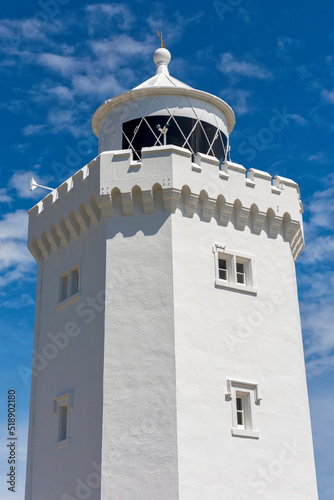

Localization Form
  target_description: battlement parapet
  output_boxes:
[28,146,304,263]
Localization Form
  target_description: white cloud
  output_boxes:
[85,3,134,32]
[306,152,329,164]
[146,9,203,45]
[0,210,28,240]
[0,188,12,203]
[23,124,48,136]
[321,89,334,104]
[277,36,305,52]
[218,53,272,80]
[302,174,334,232]
[298,172,334,378]
[300,235,334,265]
[220,87,253,115]
[287,114,309,127]
[36,53,78,76]
[0,210,35,288]
[0,293,34,309]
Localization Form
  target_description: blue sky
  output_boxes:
[0,0,333,498]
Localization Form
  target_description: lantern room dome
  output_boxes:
[92,46,235,162]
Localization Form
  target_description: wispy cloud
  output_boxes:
[306,152,330,164]
[23,124,48,136]
[0,293,34,309]
[287,113,309,126]
[321,89,334,104]
[0,210,35,288]
[0,188,12,203]
[298,172,334,377]
[218,52,272,80]
[277,36,305,51]
[85,3,134,33]
[220,87,253,115]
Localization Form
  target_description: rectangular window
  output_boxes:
[54,392,72,449]
[214,245,257,295]
[58,266,80,304]
[226,380,260,439]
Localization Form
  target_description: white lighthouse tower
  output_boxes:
[25,43,318,500]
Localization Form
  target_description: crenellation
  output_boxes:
[28,146,305,263]
[247,168,272,193]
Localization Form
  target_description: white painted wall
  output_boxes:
[25,223,106,500]
[172,208,318,499]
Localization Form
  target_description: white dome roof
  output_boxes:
[133,48,192,90]
[92,47,235,138]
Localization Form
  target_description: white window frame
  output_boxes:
[226,380,260,439]
[58,265,81,308]
[213,244,257,295]
[53,392,73,449]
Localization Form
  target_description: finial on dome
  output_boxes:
[153,33,171,76]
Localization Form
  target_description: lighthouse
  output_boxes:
[25,43,318,499]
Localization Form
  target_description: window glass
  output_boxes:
[122,115,228,160]
[236,397,244,426]
[71,268,79,295]
[236,262,245,284]
[60,274,68,301]
[218,258,227,280]
[59,405,67,441]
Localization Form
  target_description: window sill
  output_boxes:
[56,293,81,311]
[215,279,258,295]
[231,428,259,439]
[54,438,70,449]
